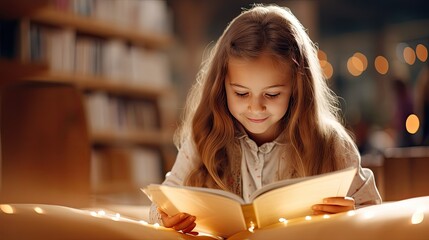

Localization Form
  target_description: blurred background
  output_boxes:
[0,0,428,208]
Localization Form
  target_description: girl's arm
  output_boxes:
[312,139,382,215]
[148,138,200,233]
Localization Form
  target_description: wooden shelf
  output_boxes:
[90,129,173,146]
[28,7,172,49]
[0,0,50,18]
[1,2,175,205]
[24,72,170,99]
[0,59,48,86]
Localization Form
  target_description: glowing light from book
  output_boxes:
[363,211,375,219]
[98,210,106,216]
[416,44,428,62]
[278,217,288,224]
[34,207,45,214]
[139,220,149,225]
[112,213,121,221]
[347,210,356,216]
[0,204,15,214]
[305,216,312,221]
[406,114,419,134]
[411,209,424,224]
[375,56,389,75]
[323,214,330,219]
[248,221,255,232]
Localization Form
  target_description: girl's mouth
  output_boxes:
[247,117,268,123]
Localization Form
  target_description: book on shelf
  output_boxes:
[142,167,357,238]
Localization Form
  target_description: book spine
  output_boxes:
[241,204,258,230]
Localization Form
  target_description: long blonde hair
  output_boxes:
[175,5,356,192]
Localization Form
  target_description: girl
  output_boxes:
[150,4,381,234]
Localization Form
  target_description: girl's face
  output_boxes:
[225,54,293,144]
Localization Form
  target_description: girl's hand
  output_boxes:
[311,196,355,215]
[157,208,198,235]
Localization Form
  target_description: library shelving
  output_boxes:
[0,0,176,207]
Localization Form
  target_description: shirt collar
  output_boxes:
[234,124,289,151]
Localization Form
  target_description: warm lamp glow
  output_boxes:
[375,56,389,75]
[354,52,368,71]
[321,60,333,79]
[403,47,416,65]
[347,56,363,76]
[318,49,328,61]
[406,114,420,134]
[416,44,428,62]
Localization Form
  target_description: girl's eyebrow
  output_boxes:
[229,83,285,89]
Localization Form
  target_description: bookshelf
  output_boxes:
[0,0,176,206]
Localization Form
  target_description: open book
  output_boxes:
[142,167,357,238]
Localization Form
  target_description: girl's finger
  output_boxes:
[181,222,197,234]
[159,209,190,228]
[323,196,355,207]
[313,204,354,214]
[173,215,196,231]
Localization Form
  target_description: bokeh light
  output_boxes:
[403,47,416,65]
[347,56,362,76]
[416,44,428,62]
[374,56,389,75]
[406,114,420,134]
[353,52,368,71]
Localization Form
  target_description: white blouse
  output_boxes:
[149,133,382,224]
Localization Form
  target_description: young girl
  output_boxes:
[150,4,381,234]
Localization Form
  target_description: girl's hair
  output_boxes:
[175,4,357,192]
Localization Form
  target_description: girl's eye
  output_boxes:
[235,92,248,97]
[265,93,280,98]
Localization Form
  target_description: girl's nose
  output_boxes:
[248,96,266,112]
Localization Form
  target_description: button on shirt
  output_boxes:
[239,135,283,202]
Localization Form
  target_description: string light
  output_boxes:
[278,217,288,224]
[34,207,45,214]
[411,209,425,225]
[0,204,15,214]
[347,210,356,216]
[248,221,255,232]
[305,216,312,221]
[139,220,149,225]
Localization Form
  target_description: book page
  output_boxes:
[252,167,356,228]
[144,185,247,238]
[249,167,356,201]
